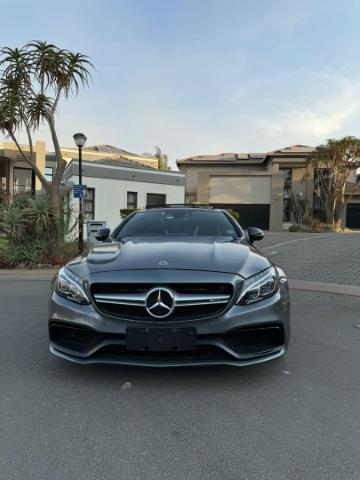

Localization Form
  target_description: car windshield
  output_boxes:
[117,209,239,239]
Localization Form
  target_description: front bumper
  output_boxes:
[49,279,290,367]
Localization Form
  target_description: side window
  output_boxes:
[146,193,166,207]
[127,191,138,209]
[45,166,54,182]
[84,188,95,221]
[13,167,33,194]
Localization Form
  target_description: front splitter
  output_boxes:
[50,343,286,368]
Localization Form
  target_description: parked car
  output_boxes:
[49,207,290,366]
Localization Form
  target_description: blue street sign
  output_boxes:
[73,184,87,198]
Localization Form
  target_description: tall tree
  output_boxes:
[0,41,93,249]
[306,136,360,225]
[154,145,169,170]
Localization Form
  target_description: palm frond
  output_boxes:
[60,51,94,97]
[26,93,54,129]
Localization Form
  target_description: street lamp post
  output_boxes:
[73,132,87,252]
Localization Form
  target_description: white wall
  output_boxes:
[68,175,185,231]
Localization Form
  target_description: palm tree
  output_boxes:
[0,41,93,253]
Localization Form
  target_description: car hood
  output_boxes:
[67,237,272,279]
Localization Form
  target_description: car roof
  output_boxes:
[139,207,223,213]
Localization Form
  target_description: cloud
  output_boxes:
[253,72,360,141]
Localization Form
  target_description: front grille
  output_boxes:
[90,283,234,321]
[95,344,232,361]
[50,322,284,362]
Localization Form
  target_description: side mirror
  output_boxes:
[95,227,111,242]
[247,227,264,245]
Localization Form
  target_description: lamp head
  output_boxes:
[73,133,87,148]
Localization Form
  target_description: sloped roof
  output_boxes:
[177,144,315,166]
[83,144,143,158]
[91,157,157,170]
[177,152,267,164]
[270,145,315,155]
[63,156,184,185]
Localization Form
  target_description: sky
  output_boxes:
[1,0,360,167]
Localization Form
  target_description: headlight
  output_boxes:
[237,267,278,305]
[55,267,90,305]
[275,266,287,283]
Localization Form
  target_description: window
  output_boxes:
[84,188,95,221]
[116,210,239,239]
[13,168,34,195]
[0,159,8,192]
[127,191,138,209]
[282,169,292,222]
[146,193,166,207]
[45,166,53,182]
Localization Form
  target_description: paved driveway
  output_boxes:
[1,233,360,479]
[260,232,360,286]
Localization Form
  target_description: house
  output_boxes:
[177,145,360,230]
[60,144,160,170]
[0,141,49,196]
[63,157,185,230]
[0,141,161,199]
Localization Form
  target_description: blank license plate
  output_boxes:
[126,327,197,351]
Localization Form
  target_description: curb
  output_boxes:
[289,279,360,298]
[0,269,58,280]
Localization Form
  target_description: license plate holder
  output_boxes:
[126,327,197,351]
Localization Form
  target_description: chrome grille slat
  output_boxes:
[91,283,234,321]
[94,293,145,306]
[94,292,231,307]
[175,294,230,306]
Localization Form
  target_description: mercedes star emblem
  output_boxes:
[145,287,175,319]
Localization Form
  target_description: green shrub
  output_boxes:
[0,239,49,266]
[227,209,240,222]
[120,208,138,219]
[0,193,77,267]
[12,192,33,209]
[26,194,55,236]
[289,223,339,233]
[0,237,8,249]
[0,203,28,243]
[51,240,82,266]
[289,224,303,232]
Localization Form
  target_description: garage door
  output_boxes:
[346,203,360,228]
[209,176,270,229]
[209,176,271,204]
[211,204,270,230]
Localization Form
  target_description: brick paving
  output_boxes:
[258,232,360,286]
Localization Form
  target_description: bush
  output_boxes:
[0,193,78,267]
[0,238,49,266]
[227,209,240,222]
[289,222,340,233]
[0,237,7,249]
[288,224,303,232]
[50,240,83,266]
[120,208,138,219]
